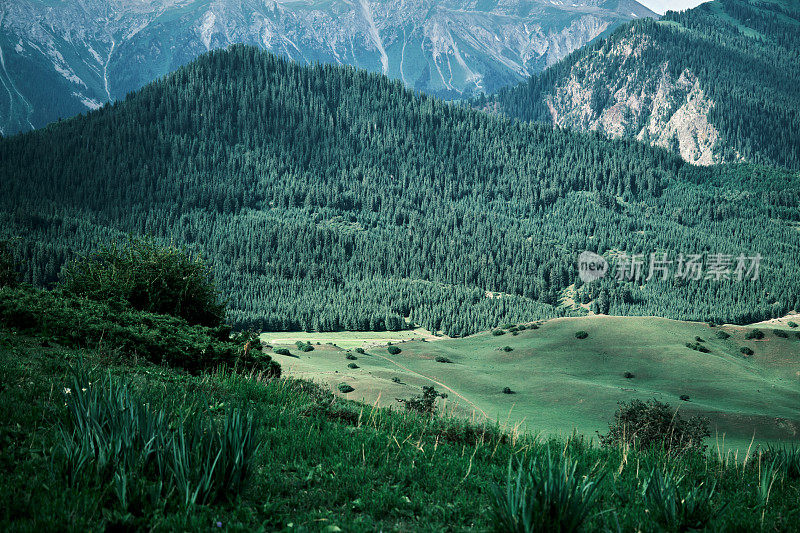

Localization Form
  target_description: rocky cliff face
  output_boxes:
[0,0,654,134]
[544,30,730,165]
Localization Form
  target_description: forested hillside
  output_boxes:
[1,46,799,335]
[490,0,800,170]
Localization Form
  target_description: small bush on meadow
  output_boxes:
[685,342,709,353]
[788,321,798,328]
[355,347,365,354]
[347,363,359,369]
[774,329,789,338]
[695,336,704,342]
[337,383,355,394]
[492,329,506,336]
[502,387,515,395]
[575,331,588,339]
[435,356,452,363]
[501,346,513,352]
[680,395,690,401]
[387,345,401,355]
[598,399,709,455]
[740,346,754,356]
[273,348,291,356]
[715,330,731,340]
[745,329,764,340]
[399,386,445,415]
[624,372,635,379]
[345,353,357,360]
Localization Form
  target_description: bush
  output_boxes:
[695,336,704,342]
[345,353,357,360]
[435,356,452,363]
[337,383,355,394]
[355,347,365,354]
[715,330,731,340]
[623,372,635,379]
[598,399,710,455]
[299,343,315,352]
[490,452,603,533]
[517,324,527,331]
[788,321,798,328]
[391,377,402,384]
[399,386,445,415]
[774,329,789,338]
[0,285,279,376]
[575,331,588,339]
[745,329,764,340]
[273,348,291,356]
[501,346,513,352]
[502,387,515,395]
[680,395,690,401]
[740,346,754,356]
[642,468,724,531]
[60,238,225,327]
[492,329,506,336]
[685,342,709,353]
[387,345,401,355]
[347,363,359,369]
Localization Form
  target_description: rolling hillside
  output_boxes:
[271,315,800,450]
[0,0,656,134]
[1,46,799,336]
[491,0,800,169]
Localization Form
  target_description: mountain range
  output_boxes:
[491,0,800,169]
[0,0,655,135]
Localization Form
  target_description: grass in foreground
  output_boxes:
[2,330,799,531]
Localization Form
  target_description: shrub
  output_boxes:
[695,336,704,342]
[774,329,789,338]
[60,238,225,327]
[740,346,754,356]
[598,399,710,455]
[490,452,603,533]
[501,346,513,352]
[435,356,452,363]
[337,383,355,394]
[345,353,357,360]
[715,330,731,340]
[517,324,527,331]
[502,387,515,395]
[685,342,709,353]
[623,372,635,379]
[273,348,291,356]
[355,347,365,354]
[788,321,798,328]
[391,377,402,384]
[680,395,690,402]
[0,285,279,376]
[492,329,506,336]
[299,343,315,352]
[745,329,764,340]
[347,363,359,369]
[399,386,445,415]
[502,323,516,329]
[575,331,588,339]
[387,345,401,355]
[642,468,725,531]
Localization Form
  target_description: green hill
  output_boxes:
[1,46,799,336]
[491,0,800,170]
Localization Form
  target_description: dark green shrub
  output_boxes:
[391,377,402,384]
[502,387,515,395]
[680,395,690,401]
[435,356,452,363]
[715,330,731,340]
[399,386,445,415]
[774,329,789,338]
[685,342,709,353]
[575,331,588,339]
[273,348,291,356]
[517,324,527,331]
[492,329,506,336]
[642,468,725,531]
[345,353,357,360]
[740,346,754,356]
[598,399,710,455]
[695,336,704,342]
[490,452,603,533]
[60,238,225,327]
[788,321,798,328]
[624,372,635,379]
[299,343,314,352]
[355,347,365,354]
[337,383,355,394]
[347,363,359,369]
[745,329,764,340]
[501,346,513,352]
[387,345,401,355]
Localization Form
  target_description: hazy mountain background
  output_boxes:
[490,0,800,169]
[0,0,656,135]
